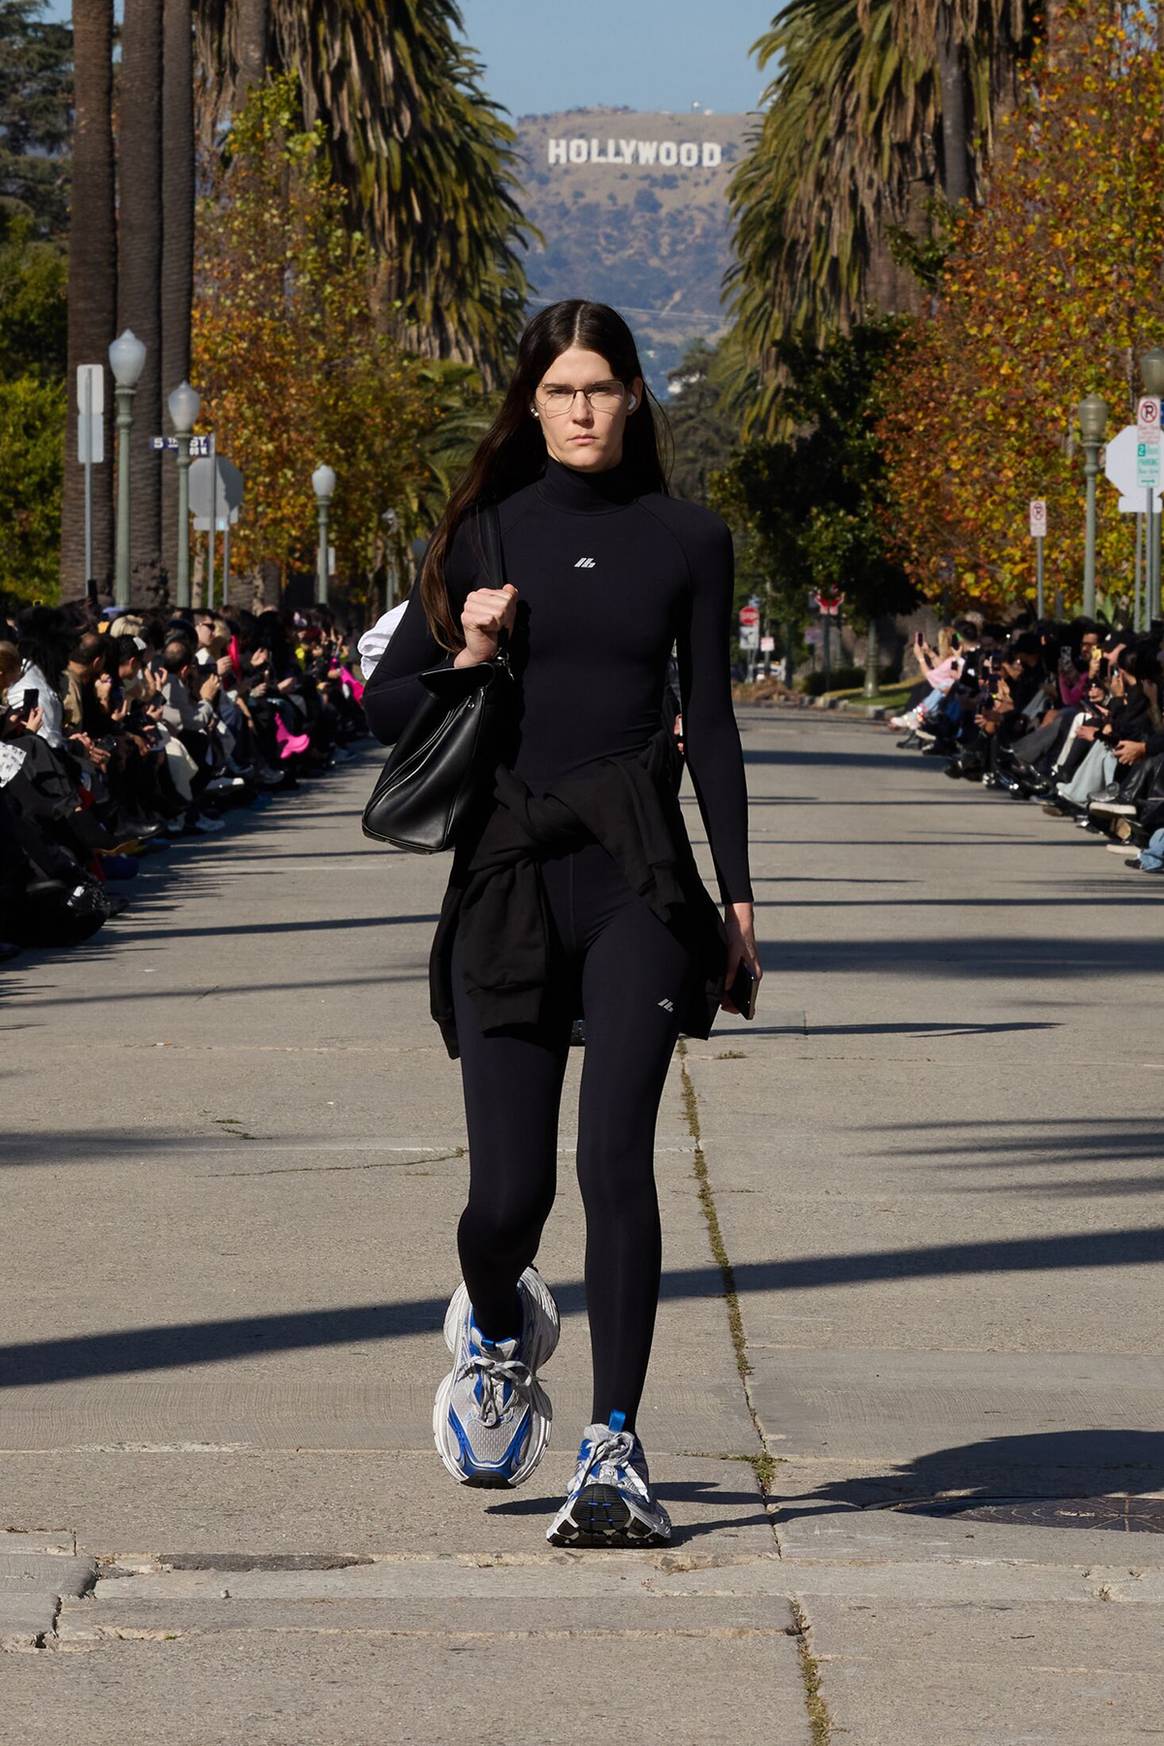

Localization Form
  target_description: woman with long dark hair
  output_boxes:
[364,300,758,1547]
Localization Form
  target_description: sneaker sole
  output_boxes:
[547,1483,671,1548]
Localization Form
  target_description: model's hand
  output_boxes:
[455,584,518,667]
[721,901,761,1014]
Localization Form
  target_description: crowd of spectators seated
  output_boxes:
[890,614,1164,869]
[0,600,367,956]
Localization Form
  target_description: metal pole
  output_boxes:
[83,370,94,588]
[207,461,218,611]
[114,381,134,602]
[1135,509,1144,633]
[1035,536,1045,619]
[222,516,231,606]
[316,499,330,605]
[175,432,192,608]
[863,618,879,699]
[1083,438,1100,617]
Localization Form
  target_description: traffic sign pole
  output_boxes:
[83,367,93,589]
[207,460,219,610]
[1029,500,1047,617]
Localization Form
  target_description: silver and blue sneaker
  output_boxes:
[433,1266,559,1488]
[547,1412,672,1547]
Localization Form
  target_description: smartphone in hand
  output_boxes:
[728,961,758,1021]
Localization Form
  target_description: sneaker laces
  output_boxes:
[576,1429,637,1488]
[462,1350,533,1428]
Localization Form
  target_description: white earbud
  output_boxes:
[627,396,638,411]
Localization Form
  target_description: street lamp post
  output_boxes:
[1140,349,1164,623]
[1077,393,1108,619]
[108,330,147,603]
[382,506,398,615]
[312,464,336,606]
[167,380,201,611]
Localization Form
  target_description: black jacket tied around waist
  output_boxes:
[428,725,728,1059]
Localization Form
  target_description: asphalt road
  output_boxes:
[1,708,1161,1743]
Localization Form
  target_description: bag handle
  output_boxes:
[475,501,510,660]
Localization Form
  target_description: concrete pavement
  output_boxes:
[2,710,1162,1742]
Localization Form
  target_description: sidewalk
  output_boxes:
[1,713,1161,1742]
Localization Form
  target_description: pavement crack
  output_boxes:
[207,1146,465,1179]
[790,1598,832,1746]
[676,1041,784,1532]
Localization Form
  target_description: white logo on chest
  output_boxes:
[574,556,596,569]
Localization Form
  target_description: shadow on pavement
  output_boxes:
[776,1430,1164,1532]
[3,1228,1162,1387]
[486,1476,773,1545]
[757,934,1164,976]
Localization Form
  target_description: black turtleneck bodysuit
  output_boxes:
[365,458,752,905]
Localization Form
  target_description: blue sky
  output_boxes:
[45,1,774,118]
[458,0,772,118]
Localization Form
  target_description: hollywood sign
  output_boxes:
[548,136,723,170]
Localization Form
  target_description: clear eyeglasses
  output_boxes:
[536,381,628,417]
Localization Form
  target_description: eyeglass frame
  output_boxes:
[532,380,632,418]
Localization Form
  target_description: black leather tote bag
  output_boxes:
[361,504,512,853]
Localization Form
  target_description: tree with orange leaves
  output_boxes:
[880,1,1164,615]
[192,76,438,594]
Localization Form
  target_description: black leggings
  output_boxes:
[451,839,692,1431]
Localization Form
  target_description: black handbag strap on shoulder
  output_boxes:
[476,500,506,586]
[475,500,510,660]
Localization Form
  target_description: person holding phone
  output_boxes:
[364,300,758,1548]
[0,639,63,749]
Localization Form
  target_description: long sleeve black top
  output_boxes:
[363,456,752,904]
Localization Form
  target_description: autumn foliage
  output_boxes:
[880,2,1164,613]
[192,78,438,587]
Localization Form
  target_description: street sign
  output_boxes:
[1029,498,1047,538]
[77,413,104,465]
[152,434,214,457]
[1137,396,1161,438]
[77,364,104,417]
[738,605,760,626]
[189,456,244,518]
[813,589,845,617]
[1137,440,1161,489]
[76,364,104,466]
[1104,425,1164,510]
[739,624,759,649]
[760,634,775,652]
[193,508,240,531]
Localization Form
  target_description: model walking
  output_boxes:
[364,300,758,1547]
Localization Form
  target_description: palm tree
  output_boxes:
[161,0,196,586]
[728,0,1032,419]
[118,0,164,591]
[62,0,116,598]
[193,0,531,382]
[234,0,268,95]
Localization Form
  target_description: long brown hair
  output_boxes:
[420,300,670,651]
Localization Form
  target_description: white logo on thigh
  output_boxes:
[657,997,674,1012]
[574,557,596,569]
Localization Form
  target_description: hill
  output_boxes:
[513,106,752,394]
